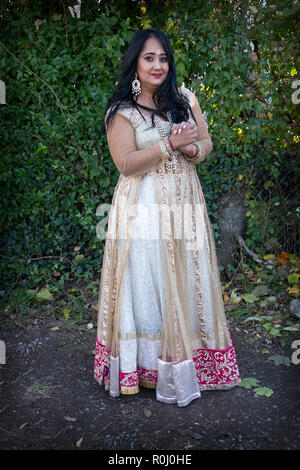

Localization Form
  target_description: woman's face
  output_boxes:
[136,37,169,93]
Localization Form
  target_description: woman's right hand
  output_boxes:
[169,121,198,150]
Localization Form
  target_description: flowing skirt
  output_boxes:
[94,162,241,407]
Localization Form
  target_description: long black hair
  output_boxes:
[102,28,194,133]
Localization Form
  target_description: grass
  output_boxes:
[25,378,55,399]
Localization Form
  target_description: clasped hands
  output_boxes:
[169,120,198,157]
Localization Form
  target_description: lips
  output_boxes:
[151,73,162,78]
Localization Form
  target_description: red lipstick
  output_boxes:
[151,73,162,78]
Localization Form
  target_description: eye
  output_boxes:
[161,57,168,62]
[145,56,153,61]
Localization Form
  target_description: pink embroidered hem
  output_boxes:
[94,338,241,397]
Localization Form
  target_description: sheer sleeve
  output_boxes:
[180,86,213,164]
[105,108,164,177]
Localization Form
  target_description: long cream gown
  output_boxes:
[94,85,241,407]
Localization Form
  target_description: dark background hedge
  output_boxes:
[0,0,299,306]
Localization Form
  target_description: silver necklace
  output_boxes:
[154,111,179,172]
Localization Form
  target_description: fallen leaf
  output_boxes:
[230,289,242,303]
[270,327,281,336]
[287,285,300,296]
[51,326,60,331]
[268,355,291,367]
[65,416,77,422]
[243,315,273,323]
[263,254,276,260]
[239,377,260,390]
[76,435,84,448]
[63,308,71,321]
[287,273,300,284]
[289,254,300,264]
[243,316,264,323]
[254,386,274,397]
[277,251,289,264]
[143,408,152,418]
[35,288,54,302]
[263,322,272,331]
[240,293,259,304]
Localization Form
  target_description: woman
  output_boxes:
[94,28,241,407]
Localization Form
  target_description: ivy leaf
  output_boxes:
[288,273,300,284]
[253,387,274,397]
[227,308,249,318]
[268,355,291,367]
[74,254,84,263]
[270,327,281,336]
[240,294,259,303]
[239,377,261,390]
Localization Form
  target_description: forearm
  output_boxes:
[119,142,163,177]
[107,113,168,177]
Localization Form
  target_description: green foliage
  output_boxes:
[239,377,274,397]
[0,0,299,305]
[239,377,261,390]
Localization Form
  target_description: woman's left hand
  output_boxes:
[170,120,198,154]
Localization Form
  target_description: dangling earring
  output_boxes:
[132,73,141,96]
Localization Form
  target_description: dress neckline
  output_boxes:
[133,107,171,124]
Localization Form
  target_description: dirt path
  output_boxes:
[0,320,299,451]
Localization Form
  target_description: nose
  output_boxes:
[153,56,162,70]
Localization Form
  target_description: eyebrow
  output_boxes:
[143,51,167,56]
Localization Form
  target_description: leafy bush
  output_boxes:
[0,0,298,306]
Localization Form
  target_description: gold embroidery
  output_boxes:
[139,379,157,389]
[120,385,140,395]
[118,331,161,341]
